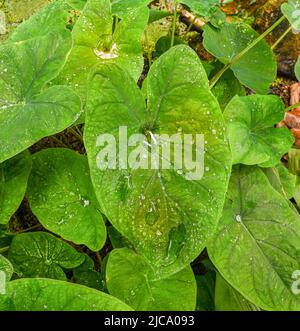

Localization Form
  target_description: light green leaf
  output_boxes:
[66,0,87,10]
[8,232,85,280]
[215,274,260,311]
[0,255,13,281]
[212,69,246,111]
[208,166,300,311]
[73,254,102,290]
[0,278,133,311]
[0,151,32,225]
[84,45,231,275]
[106,248,197,311]
[263,163,296,200]
[203,22,277,94]
[296,56,300,81]
[27,148,106,252]
[281,0,300,32]
[57,0,149,102]
[8,1,68,42]
[0,32,82,163]
[224,95,294,167]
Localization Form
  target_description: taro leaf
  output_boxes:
[8,1,68,42]
[0,32,82,164]
[208,166,300,311]
[84,45,231,275]
[203,22,277,94]
[106,248,197,311]
[215,274,260,311]
[73,254,102,290]
[281,0,300,32]
[57,0,149,102]
[8,232,85,280]
[0,278,132,311]
[296,56,300,81]
[211,69,246,111]
[27,148,106,252]
[263,163,296,200]
[195,271,215,311]
[0,151,32,225]
[224,95,294,167]
[0,255,13,281]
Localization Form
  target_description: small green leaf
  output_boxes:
[263,163,296,200]
[0,32,82,163]
[215,274,260,311]
[224,95,294,167]
[281,0,300,32]
[203,22,277,94]
[0,255,13,281]
[73,254,102,290]
[208,166,300,311]
[8,232,85,280]
[0,151,32,225]
[0,278,133,311]
[106,248,197,311]
[84,45,231,275]
[27,148,106,252]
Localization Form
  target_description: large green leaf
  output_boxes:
[215,274,260,311]
[0,31,82,163]
[84,45,231,275]
[0,151,32,225]
[57,0,149,102]
[8,232,85,280]
[203,22,277,94]
[281,0,300,31]
[0,255,13,281]
[106,248,196,310]
[0,278,132,311]
[224,95,294,167]
[8,1,68,42]
[208,166,300,311]
[27,148,106,252]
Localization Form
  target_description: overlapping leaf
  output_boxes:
[106,248,197,310]
[57,0,149,102]
[0,31,82,163]
[224,95,294,167]
[8,232,85,280]
[84,45,231,275]
[0,151,32,225]
[203,22,277,94]
[208,166,300,311]
[0,278,132,311]
[281,0,300,32]
[27,149,106,252]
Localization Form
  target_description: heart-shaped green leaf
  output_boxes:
[27,148,106,252]
[281,0,300,32]
[224,95,294,167]
[84,45,231,275]
[0,278,132,311]
[8,232,85,280]
[203,22,277,94]
[57,0,149,103]
[0,255,13,281]
[106,248,196,310]
[208,165,300,311]
[0,31,82,163]
[215,274,260,311]
[0,151,32,225]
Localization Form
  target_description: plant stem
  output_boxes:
[209,15,287,89]
[0,246,9,254]
[96,251,102,266]
[170,3,178,48]
[69,127,83,142]
[18,224,41,233]
[271,26,292,50]
[286,102,300,112]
